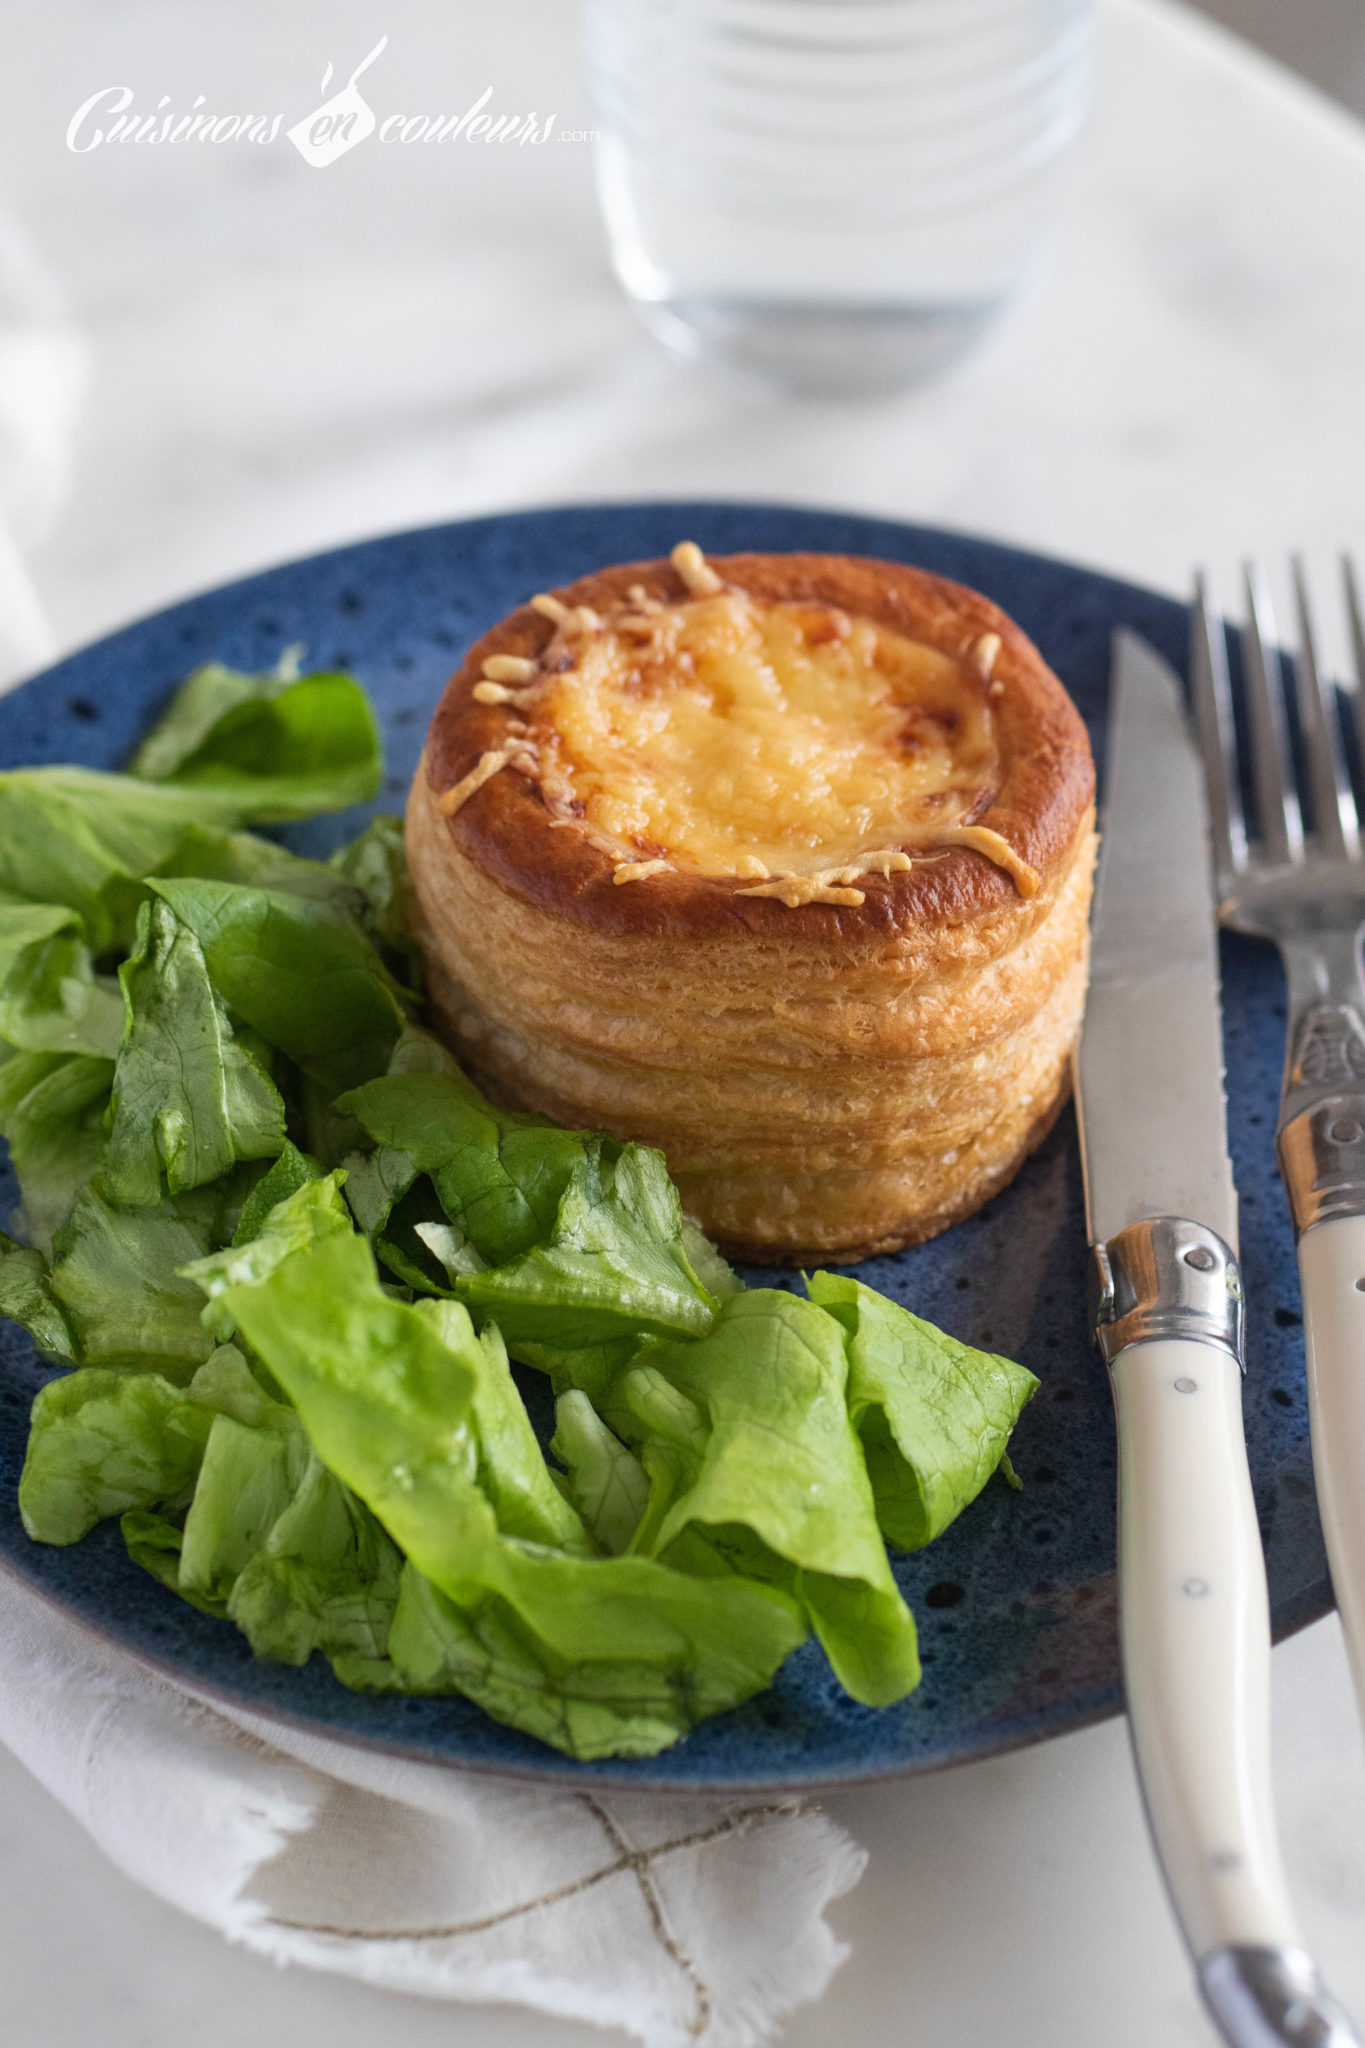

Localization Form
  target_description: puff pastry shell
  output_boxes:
[407,549,1096,1264]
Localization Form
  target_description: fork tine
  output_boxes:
[1190,573,1247,880]
[1241,561,1304,865]
[1292,556,1359,859]
[1346,557,1365,781]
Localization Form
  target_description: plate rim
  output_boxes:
[0,495,1327,1791]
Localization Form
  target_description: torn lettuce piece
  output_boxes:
[180,1170,352,1342]
[217,1232,806,1758]
[120,1509,226,1614]
[0,1230,75,1360]
[455,1145,719,1356]
[414,1299,591,1555]
[0,1051,113,1253]
[129,653,303,778]
[0,773,205,953]
[551,1390,649,1556]
[340,1031,474,1282]
[104,898,286,1207]
[158,826,363,909]
[150,876,406,1095]
[179,1404,309,1603]
[806,1271,1039,1551]
[211,1231,483,1539]
[0,763,377,957]
[366,1184,454,1295]
[618,1289,922,1709]
[226,1452,403,1667]
[413,1217,484,1280]
[48,1186,219,1377]
[22,1335,400,1669]
[19,1367,214,1544]
[128,658,381,819]
[680,1222,742,1302]
[231,1141,323,1247]
[328,814,421,989]
[382,1552,802,1762]
[510,1335,643,1411]
[0,901,123,1058]
[177,1345,401,1664]
[338,1067,606,1267]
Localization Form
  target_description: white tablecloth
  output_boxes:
[2,1,1365,2042]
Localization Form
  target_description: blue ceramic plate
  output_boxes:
[0,501,1323,1790]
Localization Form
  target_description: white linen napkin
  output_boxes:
[0,213,866,2046]
[0,1572,864,2048]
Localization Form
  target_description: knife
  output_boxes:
[1074,629,1357,2048]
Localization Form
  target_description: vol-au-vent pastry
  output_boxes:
[407,545,1097,1264]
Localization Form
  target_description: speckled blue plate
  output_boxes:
[0,501,1321,1790]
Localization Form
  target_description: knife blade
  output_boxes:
[1077,630,1237,1249]
[1073,630,1357,2048]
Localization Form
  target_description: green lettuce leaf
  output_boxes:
[806,1272,1039,1550]
[414,1299,592,1555]
[618,1289,922,1708]
[128,658,381,819]
[382,1549,803,1761]
[0,774,193,952]
[158,826,363,908]
[119,1509,225,1613]
[179,1404,309,1602]
[340,1031,474,1287]
[328,814,421,989]
[226,1451,403,1667]
[48,1185,219,1376]
[0,768,374,955]
[21,1338,402,1668]
[0,902,123,1058]
[0,1051,114,1253]
[0,1230,75,1360]
[150,877,406,1094]
[339,1067,605,1267]
[551,1390,649,1556]
[19,1367,214,1543]
[216,1231,806,1757]
[104,899,286,1207]
[455,1145,719,1356]
[230,1141,323,1247]
[180,1169,352,1342]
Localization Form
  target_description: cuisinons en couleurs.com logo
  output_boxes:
[66,37,585,164]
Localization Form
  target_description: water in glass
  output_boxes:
[584,0,1093,395]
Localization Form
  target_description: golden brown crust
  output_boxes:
[424,552,1094,943]
[409,549,1096,1264]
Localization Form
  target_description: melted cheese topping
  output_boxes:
[528,589,1001,883]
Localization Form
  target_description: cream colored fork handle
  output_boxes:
[1299,1215,1365,1709]
[1112,1338,1300,1960]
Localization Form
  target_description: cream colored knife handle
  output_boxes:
[1098,1220,1358,2046]
[1112,1336,1298,1959]
[1299,1215,1365,1711]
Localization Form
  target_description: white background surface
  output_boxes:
[4,1,1365,2042]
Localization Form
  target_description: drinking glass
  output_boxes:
[583,0,1093,395]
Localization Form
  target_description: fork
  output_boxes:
[1192,557,1365,1735]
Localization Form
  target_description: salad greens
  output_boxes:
[0,655,1039,1759]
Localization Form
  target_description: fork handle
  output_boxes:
[1299,1215,1365,1708]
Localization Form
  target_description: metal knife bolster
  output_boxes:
[1090,1218,1245,1369]
[1200,1946,1360,2048]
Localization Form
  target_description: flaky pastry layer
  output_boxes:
[408,550,1096,1262]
